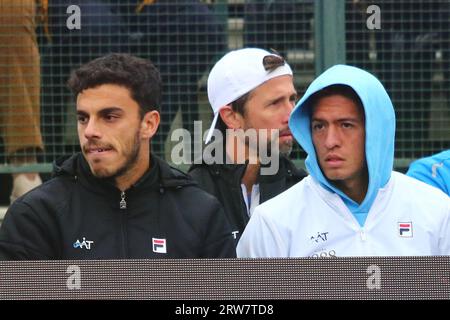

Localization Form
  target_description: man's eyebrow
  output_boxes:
[268,91,298,104]
[97,107,124,115]
[311,117,361,122]
[76,107,123,116]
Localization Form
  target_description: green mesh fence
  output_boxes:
[346,0,450,167]
[0,0,449,178]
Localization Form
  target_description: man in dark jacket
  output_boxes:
[189,48,307,244]
[0,53,236,260]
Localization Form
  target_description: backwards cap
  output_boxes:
[205,48,293,143]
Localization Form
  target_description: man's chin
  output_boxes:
[279,140,293,157]
[91,169,114,179]
[89,163,116,179]
[322,170,346,182]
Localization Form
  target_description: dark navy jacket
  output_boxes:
[0,153,236,260]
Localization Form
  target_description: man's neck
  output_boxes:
[225,135,261,192]
[334,171,369,204]
[241,163,260,193]
[225,134,259,164]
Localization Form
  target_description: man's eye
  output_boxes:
[77,116,87,124]
[312,123,323,130]
[342,122,353,128]
[105,114,118,121]
[269,99,280,106]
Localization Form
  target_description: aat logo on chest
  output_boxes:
[152,238,167,254]
[73,237,94,250]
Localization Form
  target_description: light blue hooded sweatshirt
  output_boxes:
[289,65,396,226]
[407,149,450,196]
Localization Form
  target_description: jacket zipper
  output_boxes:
[120,191,127,209]
[360,228,367,241]
[119,191,128,258]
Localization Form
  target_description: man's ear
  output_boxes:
[140,110,160,140]
[219,105,244,129]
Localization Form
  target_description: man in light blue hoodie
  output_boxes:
[407,150,450,196]
[237,65,450,257]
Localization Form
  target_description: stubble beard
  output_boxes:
[90,131,141,180]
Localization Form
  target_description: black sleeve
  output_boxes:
[188,166,219,198]
[0,200,57,260]
[201,198,237,259]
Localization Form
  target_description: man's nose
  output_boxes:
[83,119,102,140]
[324,125,341,149]
[282,100,294,123]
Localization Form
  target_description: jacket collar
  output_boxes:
[191,151,301,185]
[52,152,196,194]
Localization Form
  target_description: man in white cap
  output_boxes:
[189,48,307,245]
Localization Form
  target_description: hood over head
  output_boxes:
[289,65,395,226]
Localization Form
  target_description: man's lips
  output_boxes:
[279,130,292,138]
[84,145,114,154]
[325,155,344,161]
[325,154,344,166]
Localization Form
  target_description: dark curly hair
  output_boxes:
[67,53,162,117]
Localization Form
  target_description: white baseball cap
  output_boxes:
[205,48,293,143]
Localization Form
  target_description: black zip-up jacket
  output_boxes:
[188,155,307,244]
[0,153,236,260]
